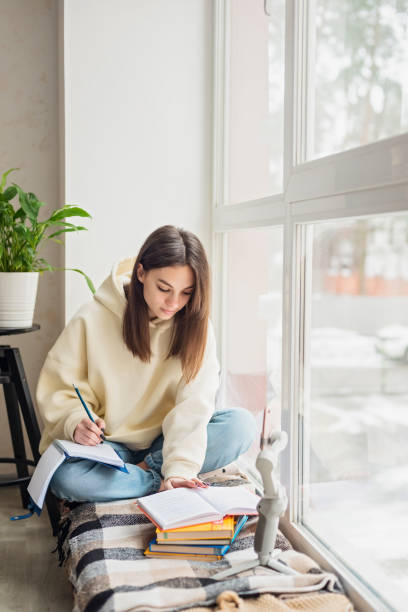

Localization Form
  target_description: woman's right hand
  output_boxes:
[163,477,208,490]
[73,417,106,445]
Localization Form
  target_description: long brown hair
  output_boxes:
[122,225,210,383]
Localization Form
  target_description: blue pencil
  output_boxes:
[72,383,105,441]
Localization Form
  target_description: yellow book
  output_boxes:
[156,515,235,541]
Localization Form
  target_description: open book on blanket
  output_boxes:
[137,485,259,530]
[21,440,128,517]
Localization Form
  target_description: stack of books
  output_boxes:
[137,485,259,561]
[144,515,248,560]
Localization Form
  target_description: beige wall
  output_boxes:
[0,0,64,461]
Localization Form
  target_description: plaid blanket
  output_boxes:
[56,498,345,612]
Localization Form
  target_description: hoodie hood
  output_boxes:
[93,257,172,330]
[94,257,135,319]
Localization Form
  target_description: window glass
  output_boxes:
[224,227,283,471]
[310,0,408,159]
[301,213,408,609]
[227,0,285,204]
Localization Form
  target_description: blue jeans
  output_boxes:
[50,408,256,502]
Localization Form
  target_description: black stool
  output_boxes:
[0,325,59,535]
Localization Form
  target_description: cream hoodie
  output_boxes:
[36,257,220,480]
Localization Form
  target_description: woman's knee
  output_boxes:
[50,458,91,501]
[212,408,257,454]
[232,408,257,453]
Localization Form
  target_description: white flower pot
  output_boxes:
[0,272,39,328]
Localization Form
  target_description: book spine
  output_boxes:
[150,542,228,555]
[230,515,248,544]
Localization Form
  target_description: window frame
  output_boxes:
[212,1,408,611]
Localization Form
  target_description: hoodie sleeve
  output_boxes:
[36,314,101,454]
[161,321,220,480]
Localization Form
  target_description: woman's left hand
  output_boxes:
[163,477,208,490]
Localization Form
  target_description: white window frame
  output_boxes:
[212,1,408,611]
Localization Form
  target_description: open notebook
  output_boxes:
[18,440,127,517]
[138,485,259,530]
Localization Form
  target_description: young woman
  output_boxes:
[36,225,256,502]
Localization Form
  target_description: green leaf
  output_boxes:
[49,206,92,223]
[68,268,96,294]
[46,220,81,229]
[13,184,30,216]
[35,258,54,272]
[31,262,95,294]
[0,168,19,193]
[15,224,28,237]
[26,192,44,220]
[12,185,43,222]
[2,186,17,202]
[0,201,14,217]
[47,226,87,239]
[13,207,26,221]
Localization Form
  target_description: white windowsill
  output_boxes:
[279,517,397,612]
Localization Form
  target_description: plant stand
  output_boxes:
[0,325,59,535]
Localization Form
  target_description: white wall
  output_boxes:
[64,0,214,320]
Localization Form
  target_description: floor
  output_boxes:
[0,487,73,611]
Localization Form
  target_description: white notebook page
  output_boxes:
[138,488,221,528]
[195,486,259,515]
[55,439,123,466]
[27,443,65,509]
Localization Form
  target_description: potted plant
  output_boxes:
[0,168,95,328]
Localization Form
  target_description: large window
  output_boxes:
[226,0,285,203]
[300,213,408,610]
[224,227,283,471]
[309,0,408,159]
[213,1,408,610]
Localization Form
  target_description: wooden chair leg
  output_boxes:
[3,382,30,507]
[6,348,41,462]
[6,347,59,534]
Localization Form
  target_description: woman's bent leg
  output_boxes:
[145,408,256,476]
[50,443,162,502]
[200,408,256,473]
